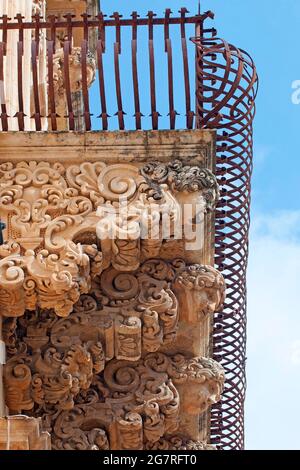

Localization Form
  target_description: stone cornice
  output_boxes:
[0,130,216,165]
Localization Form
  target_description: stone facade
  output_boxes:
[0,130,225,450]
[0,0,226,452]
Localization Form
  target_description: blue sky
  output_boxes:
[98,1,300,450]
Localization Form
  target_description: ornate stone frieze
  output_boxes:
[0,130,224,450]
[27,352,224,450]
[3,258,225,415]
[0,160,219,318]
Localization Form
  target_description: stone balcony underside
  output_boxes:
[0,130,226,450]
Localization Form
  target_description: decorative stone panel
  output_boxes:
[0,130,225,449]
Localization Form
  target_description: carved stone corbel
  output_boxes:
[173,264,226,323]
[34,352,224,450]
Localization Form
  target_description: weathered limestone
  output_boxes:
[0,316,5,417]
[0,129,225,450]
[0,1,97,132]
[0,1,47,131]
[46,0,98,130]
[0,416,50,450]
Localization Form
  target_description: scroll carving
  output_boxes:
[0,161,219,318]
[10,352,223,450]
[1,152,224,451]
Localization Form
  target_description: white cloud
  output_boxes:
[245,210,300,450]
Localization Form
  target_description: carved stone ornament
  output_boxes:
[0,161,219,318]
[53,46,96,116]
[0,416,51,450]
[3,258,225,413]
[173,264,226,323]
[0,130,224,450]
[4,339,224,450]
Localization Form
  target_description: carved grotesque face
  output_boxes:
[195,287,222,317]
[181,379,222,416]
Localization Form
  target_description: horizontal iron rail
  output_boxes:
[0,15,205,30]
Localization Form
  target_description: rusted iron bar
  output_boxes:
[164,9,177,130]
[62,13,75,130]
[112,12,125,130]
[33,13,41,49]
[180,8,194,129]
[111,12,121,53]
[48,14,57,53]
[81,38,92,131]
[47,39,57,131]
[15,14,25,131]
[0,14,8,54]
[148,11,159,130]
[97,13,108,130]
[31,13,42,131]
[97,11,106,52]
[131,11,142,130]
[63,39,75,130]
[31,40,42,131]
[81,13,92,131]
[96,39,108,130]
[0,43,8,131]
[64,12,75,46]
[0,15,8,131]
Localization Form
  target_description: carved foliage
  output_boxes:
[40,352,224,450]
[4,296,109,413]
[0,160,219,317]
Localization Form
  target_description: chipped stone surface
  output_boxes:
[0,416,50,450]
[0,129,224,450]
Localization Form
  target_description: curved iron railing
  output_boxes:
[0,7,258,450]
[193,19,258,449]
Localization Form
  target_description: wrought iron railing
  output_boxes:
[0,9,204,132]
[0,8,258,450]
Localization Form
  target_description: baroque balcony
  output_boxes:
[0,0,257,451]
